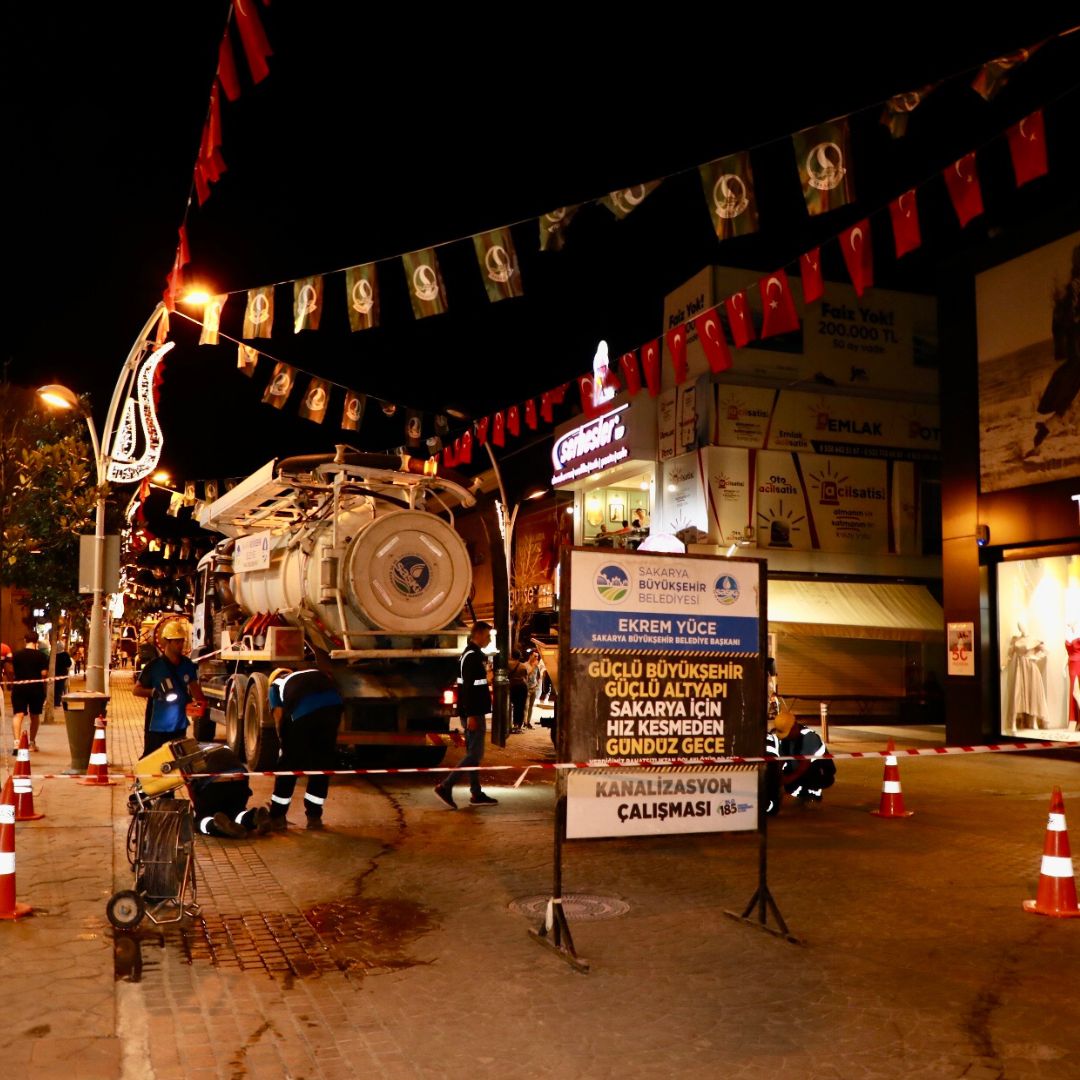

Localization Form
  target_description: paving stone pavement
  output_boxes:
[1,672,1078,1078]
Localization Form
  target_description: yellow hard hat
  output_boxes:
[159,618,188,641]
[268,667,292,687]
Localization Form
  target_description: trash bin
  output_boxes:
[62,691,109,774]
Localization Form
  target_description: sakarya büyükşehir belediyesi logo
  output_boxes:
[713,574,739,605]
[391,554,431,597]
[594,563,630,603]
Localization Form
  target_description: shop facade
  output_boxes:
[943,229,1080,744]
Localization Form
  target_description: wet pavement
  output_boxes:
[1,672,1079,1078]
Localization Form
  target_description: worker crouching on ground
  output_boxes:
[188,747,271,839]
[265,666,343,830]
[134,620,208,757]
[765,707,836,814]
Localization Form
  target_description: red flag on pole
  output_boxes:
[693,309,732,373]
[1007,109,1048,187]
[759,270,800,338]
[619,350,642,396]
[724,291,756,348]
[839,220,874,297]
[665,327,688,386]
[217,34,241,101]
[524,399,538,430]
[641,339,661,398]
[888,189,922,258]
[800,249,823,305]
[507,404,521,437]
[475,417,489,446]
[944,153,984,227]
[492,411,506,447]
[233,0,273,85]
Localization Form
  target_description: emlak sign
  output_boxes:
[552,404,630,487]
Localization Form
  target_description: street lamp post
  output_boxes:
[39,303,170,695]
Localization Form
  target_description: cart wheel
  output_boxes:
[106,890,145,930]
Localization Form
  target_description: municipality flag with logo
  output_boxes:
[403,248,448,319]
[473,228,523,302]
[699,152,759,240]
[792,118,855,216]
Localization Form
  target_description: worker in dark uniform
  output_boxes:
[434,621,498,809]
[188,746,271,838]
[133,620,206,757]
[765,708,836,814]
[265,666,343,830]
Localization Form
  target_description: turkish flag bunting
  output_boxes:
[1007,109,1048,187]
[578,375,598,418]
[524,399,538,430]
[540,382,567,423]
[233,0,273,85]
[692,309,732,373]
[458,431,473,464]
[443,445,457,469]
[507,404,521,437]
[217,34,241,101]
[641,339,661,397]
[619,350,642,396]
[943,152,984,227]
[475,416,489,446]
[724,291,756,348]
[839,219,874,297]
[177,225,190,268]
[759,270,801,338]
[800,249,823,305]
[665,327,688,385]
[492,411,506,447]
[889,190,922,258]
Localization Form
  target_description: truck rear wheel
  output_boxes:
[243,673,279,771]
[224,675,245,758]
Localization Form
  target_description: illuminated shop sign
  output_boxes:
[552,404,630,487]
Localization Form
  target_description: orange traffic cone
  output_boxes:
[0,776,32,920]
[1023,786,1080,918]
[78,719,115,787]
[13,731,44,821]
[870,739,914,818]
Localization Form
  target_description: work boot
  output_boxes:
[267,812,288,832]
[252,806,272,835]
[211,812,249,839]
[305,816,325,831]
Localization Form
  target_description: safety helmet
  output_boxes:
[159,618,188,642]
[268,667,292,687]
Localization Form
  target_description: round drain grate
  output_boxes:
[509,893,630,922]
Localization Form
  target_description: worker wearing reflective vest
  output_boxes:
[765,708,836,814]
[266,667,343,830]
[433,621,498,809]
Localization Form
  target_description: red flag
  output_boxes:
[641,339,661,397]
[459,430,473,464]
[194,163,210,206]
[475,417,489,446]
[492,411,506,447]
[507,404,521,437]
[233,0,273,85]
[693,309,732,373]
[724,291,755,348]
[177,225,190,268]
[665,326,688,385]
[800,249,823,305]
[540,383,567,423]
[217,34,241,101]
[1007,109,1048,187]
[889,189,922,258]
[944,153,983,227]
[759,270,800,338]
[619,350,642,396]
[524,399,538,430]
[839,220,874,297]
[578,374,598,418]
[443,445,457,469]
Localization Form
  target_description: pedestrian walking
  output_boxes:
[265,666,343,830]
[523,648,541,728]
[53,639,72,707]
[434,621,498,808]
[133,620,207,757]
[6,632,48,752]
[507,649,529,733]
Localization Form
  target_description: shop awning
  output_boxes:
[767,580,943,642]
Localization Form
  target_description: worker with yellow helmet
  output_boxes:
[133,618,207,757]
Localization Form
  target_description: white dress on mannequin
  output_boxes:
[1003,628,1048,729]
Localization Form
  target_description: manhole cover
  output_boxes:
[509,894,630,922]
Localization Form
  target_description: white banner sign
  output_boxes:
[566,768,758,838]
[234,533,272,573]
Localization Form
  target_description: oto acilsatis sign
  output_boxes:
[560,549,764,762]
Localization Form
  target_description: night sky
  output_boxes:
[4,7,1079,489]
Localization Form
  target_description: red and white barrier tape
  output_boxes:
[19,737,1080,781]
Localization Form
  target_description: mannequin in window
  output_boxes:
[1002,622,1048,730]
[1065,621,1080,731]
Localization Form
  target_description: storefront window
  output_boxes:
[581,474,652,549]
[997,553,1080,741]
